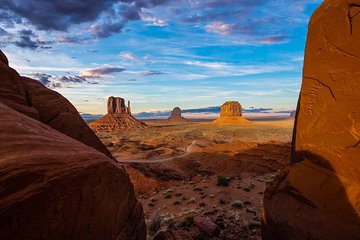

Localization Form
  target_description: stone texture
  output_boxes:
[0,51,112,158]
[262,1,360,239]
[0,51,146,239]
[167,107,190,124]
[220,101,242,117]
[194,217,220,237]
[213,101,251,126]
[0,103,146,240]
[90,96,147,133]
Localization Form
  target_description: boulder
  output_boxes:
[213,101,251,126]
[194,217,220,237]
[167,107,190,124]
[0,51,112,158]
[262,1,360,239]
[0,51,146,239]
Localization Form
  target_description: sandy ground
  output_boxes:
[93,119,294,240]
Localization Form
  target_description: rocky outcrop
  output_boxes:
[0,50,146,239]
[262,1,360,239]
[167,107,190,124]
[194,217,220,237]
[0,52,111,158]
[213,101,251,126]
[108,96,131,115]
[90,96,147,133]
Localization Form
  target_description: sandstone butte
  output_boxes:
[167,107,191,124]
[89,96,148,133]
[213,101,252,126]
[262,0,360,239]
[0,50,146,240]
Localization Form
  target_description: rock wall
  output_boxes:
[262,1,360,239]
[0,50,146,240]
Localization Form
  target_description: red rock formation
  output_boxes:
[213,101,251,126]
[262,1,360,239]
[167,107,190,124]
[0,52,111,158]
[0,51,146,239]
[90,96,147,133]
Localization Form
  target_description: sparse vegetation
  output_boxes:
[148,212,161,236]
[173,200,181,205]
[179,214,194,228]
[217,175,230,186]
[231,200,243,209]
[199,202,206,207]
[193,232,208,240]
[164,194,172,199]
[243,183,255,192]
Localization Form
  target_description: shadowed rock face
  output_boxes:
[262,1,360,239]
[0,51,146,240]
[167,107,190,124]
[220,101,242,117]
[0,51,112,158]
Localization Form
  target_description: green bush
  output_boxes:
[217,175,230,186]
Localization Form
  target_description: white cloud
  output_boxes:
[205,21,234,35]
[119,51,137,60]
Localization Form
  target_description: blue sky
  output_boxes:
[0,0,322,114]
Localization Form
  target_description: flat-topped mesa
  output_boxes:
[213,101,251,126]
[167,107,190,124]
[220,101,242,117]
[107,96,131,115]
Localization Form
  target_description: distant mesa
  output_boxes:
[89,96,148,132]
[213,101,251,126]
[167,107,191,124]
[289,110,296,119]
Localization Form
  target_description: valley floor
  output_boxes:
[93,119,294,240]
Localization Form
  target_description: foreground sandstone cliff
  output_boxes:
[262,1,360,239]
[0,51,146,240]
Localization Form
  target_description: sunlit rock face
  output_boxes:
[213,101,251,126]
[167,107,190,124]
[220,101,242,117]
[0,51,146,240]
[262,1,360,239]
[107,96,131,115]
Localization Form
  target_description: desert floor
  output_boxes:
[94,119,294,240]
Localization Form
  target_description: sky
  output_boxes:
[0,0,322,114]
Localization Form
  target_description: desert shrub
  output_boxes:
[199,202,206,207]
[164,194,172,199]
[231,200,243,209]
[217,175,230,186]
[219,198,226,204]
[179,214,194,228]
[243,183,255,192]
[148,212,161,236]
[173,200,181,205]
